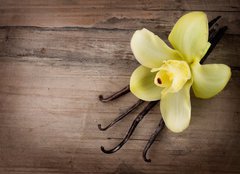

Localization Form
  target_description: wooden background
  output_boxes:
[0,0,240,173]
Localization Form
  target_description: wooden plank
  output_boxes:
[0,1,239,173]
[0,0,239,34]
[1,0,239,11]
[0,54,239,173]
[0,27,239,68]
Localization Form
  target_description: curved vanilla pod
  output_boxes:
[98,99,145,131]
[142,118,165,162]
[99,85,130,102]
[101,101,159,154]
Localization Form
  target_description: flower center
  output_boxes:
[152,60,191,96]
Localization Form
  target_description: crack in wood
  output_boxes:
[0,26,134,32]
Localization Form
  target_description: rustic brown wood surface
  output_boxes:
[0,0,240,174]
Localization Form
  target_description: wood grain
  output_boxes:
[0,0,239,34]
[0,27,239,67]
[0,0,240,174]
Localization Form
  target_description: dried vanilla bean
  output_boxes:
[230,66,240,71]
[143,118,165,162]
[101,101,159,154]
[99,85,130,103]
[201,24,227,64]
[98,99,145,131]
[208,16,221,28]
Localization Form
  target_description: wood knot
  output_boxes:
[40,48,46,54]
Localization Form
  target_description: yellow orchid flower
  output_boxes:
[130,12,231,133]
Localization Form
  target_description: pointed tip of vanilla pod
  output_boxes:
[209,16,222,28]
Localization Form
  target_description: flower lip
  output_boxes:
[153,60,191,96]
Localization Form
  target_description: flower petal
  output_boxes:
[191,61,231,99]
[160,79,192,133]
[130,65,163,101]
[131,28,182,68]
[168,12,211,63]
